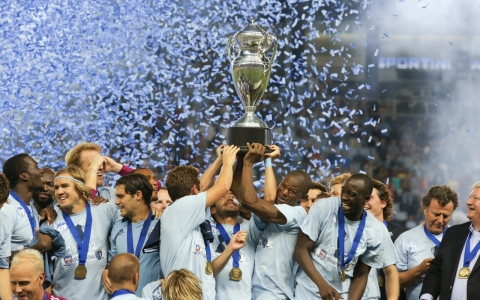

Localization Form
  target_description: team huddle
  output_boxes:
[0,141,478,300]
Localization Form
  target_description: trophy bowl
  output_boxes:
[226,18,277,153]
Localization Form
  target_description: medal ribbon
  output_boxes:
[216,223,240,268]
[110,289,135,298]
[43,292,47,300]
[127,210,153,257]
[423,224,447,247]
[463,231,480,267]
[337,207,367,271]
[62,202,92,267]
[10,190,36,236]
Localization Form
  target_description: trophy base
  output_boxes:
[227,127,272,154]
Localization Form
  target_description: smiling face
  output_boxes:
[341,178,370,221]
[467,188,480,227]
[79,149,105,187]
[364,188,386,221]
[10,262,44,300]
[54,176,83,212]
[115,184,141,219]
[211,191,239,219]
[424,198,454,235]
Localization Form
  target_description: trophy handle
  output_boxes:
[227,35,235,63]
[268,36,278,69]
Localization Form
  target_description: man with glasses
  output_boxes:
[394,185,458,300]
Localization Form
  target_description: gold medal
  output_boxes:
[229,267,242,281]
[74,265,87,280]
[459,267,470,279]
[377,275,384,287]
[340,269,346,282]
[205,262,213,275]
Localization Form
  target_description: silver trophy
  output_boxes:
[226,18,277,153]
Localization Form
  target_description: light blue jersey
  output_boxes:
[394,224,442,300]
[142,281,162,300]
[111,293,147,300]
[5,196,33,251]
[160,192,215,300]
[362,225,398,300]
[109,216,160,297]
[295,197,385,300]
[252,204,307,300]
[209,215,267,300]
[98,186,116,204]
[45,202,118,300]
[0,206,13,269]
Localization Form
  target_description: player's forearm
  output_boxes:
[85,166,100,189]
[240,161,262,207]
[348,261,370,300]
[263,161,277,205]
[211,246,234,278]
[199,156,223,192]
[399,266,423,288]
[0,268,12,300]
[383,265,400,300]
[212,162,234,195]
[230,158,244,201]
[294,242,325,287]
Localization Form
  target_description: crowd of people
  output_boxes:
[0,141,478,300]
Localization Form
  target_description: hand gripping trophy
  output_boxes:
[226,18,277,153]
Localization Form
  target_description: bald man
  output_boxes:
[108,253,147,300]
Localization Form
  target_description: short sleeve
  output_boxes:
[245,216,266,245]
[394,232,409,271]
[360,221,387,269]
[380,227,399,267]
[163,192,207,236]
[275,204,306,234]
[301,197,339,242]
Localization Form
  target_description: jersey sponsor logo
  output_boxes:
[193,244,207,260]
[61,249,105,266]
[56,222,67,232]
[63,255,73,266]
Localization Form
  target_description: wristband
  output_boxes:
[265,158,272,167]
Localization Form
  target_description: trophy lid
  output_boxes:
[235,17,269,48]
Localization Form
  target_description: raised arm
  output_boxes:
[211,230,247,278]
[294,231,343,299]
[85,154,106,190]
[241,143,286,224]
[199,145,224,192]
[205,145,239,208]
[263,145,280,205]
